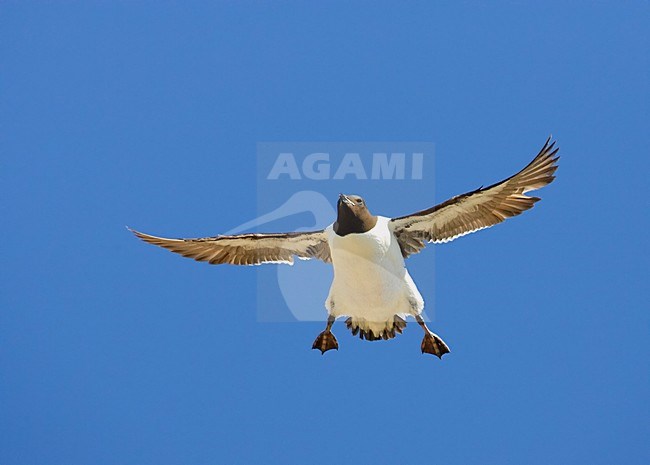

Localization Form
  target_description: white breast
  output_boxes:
[325,216,424,333]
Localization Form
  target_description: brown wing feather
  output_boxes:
[129,228,331,265]
[390,137,559,257]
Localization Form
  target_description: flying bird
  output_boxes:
[130,138,559,358]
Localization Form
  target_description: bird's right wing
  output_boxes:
[129,228,331,265]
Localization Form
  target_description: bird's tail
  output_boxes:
[345,315,407,341]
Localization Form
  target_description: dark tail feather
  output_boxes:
[345,315,407,341]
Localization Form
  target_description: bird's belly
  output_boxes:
[327,247,423,323]
[325,218,424,335]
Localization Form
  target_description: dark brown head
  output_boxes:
[334,194,378,236]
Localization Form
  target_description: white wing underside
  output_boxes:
[129,229,332,266]
[391,137,560,257]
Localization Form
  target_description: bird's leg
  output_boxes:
[312,315,339,354]
[416,315,450,359]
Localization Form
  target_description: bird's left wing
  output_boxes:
[390,137,559,258]
[129,228,331,265]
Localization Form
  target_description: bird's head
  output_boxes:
[335,194,377,236]
[338,193,367,211]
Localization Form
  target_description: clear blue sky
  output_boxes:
[2,2,649,464]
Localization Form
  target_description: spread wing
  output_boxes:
[129,228,331,265]
[390,137,559,258]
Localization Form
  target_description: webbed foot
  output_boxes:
[421,332,450,358]
[312,331,339,354]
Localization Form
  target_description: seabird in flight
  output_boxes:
[130,138,559,358]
